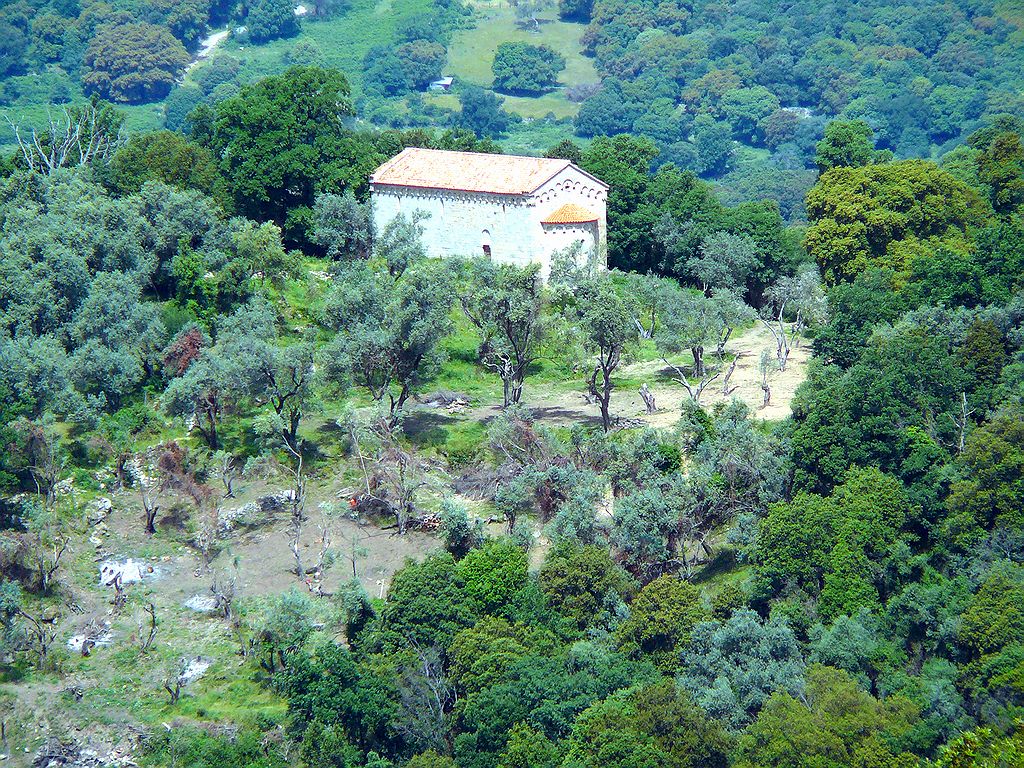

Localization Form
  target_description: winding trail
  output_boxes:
[186,29,231,73]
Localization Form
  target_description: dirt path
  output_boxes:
[186,29,230,73]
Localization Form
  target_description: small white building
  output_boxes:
[428,76,454,91]
[369,148,608,277]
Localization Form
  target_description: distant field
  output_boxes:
[214,0,433,94]
[0,0,431,152]
[0,0,591,154]
[446,2,598,120]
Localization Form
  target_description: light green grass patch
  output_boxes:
[447,4,597,119]
[500,119,579,155]
[198,0,434,96]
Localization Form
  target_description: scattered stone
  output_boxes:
[217,501,259,534]
[89,498,112,524]
[67,624,113,654]
[217,493,289,534]
[184,594,219,613]
[99,559,156,588]
[419,390,471,409]
[32,738,137,768]
[178,656,212,685]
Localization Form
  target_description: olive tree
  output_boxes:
[656,287,753,403]
[312,191,372,260]
[218,300,316,450]
[577,277,636,432]
[460,259,546,408]
[322,259,455,425]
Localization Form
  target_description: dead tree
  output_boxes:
[18,608,59,670]
[948,391,975,454]
[211,568,239,623]
[22,514,69,596]
[661,356,721,405]
[377,444,425,535]
[164,664,185,704]
[138,603,158,653]
[15,420,65,511]
[7,102,123,175]
[282,440,307,582]
[347,415,427,535]
[394,641,456,754]
[639,383,657,414]
[759,307,792,372]
[112,573,127,614]
[342,530,370,579]
[758,350,774,409]
[216,451,239,498]
[722,352,746,396]
[141,483,160,536]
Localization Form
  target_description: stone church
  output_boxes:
[369,148,608,277]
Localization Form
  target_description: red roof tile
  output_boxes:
[370,148,600,195]
[541,203,599,224]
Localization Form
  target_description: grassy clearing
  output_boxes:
[447,2,597,119]
[214,0,433,95]
[0,94,164,154]
[500,118,580,155]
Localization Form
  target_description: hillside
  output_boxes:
[2,0,1024,766]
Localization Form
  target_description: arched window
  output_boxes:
[481,229,492,257]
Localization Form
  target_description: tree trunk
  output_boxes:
[203,407,218,450]
[639,383,656,414]
[691,345,705,376]
[285,409,301,450]
[144,501,159,535]
[599,366,613,432]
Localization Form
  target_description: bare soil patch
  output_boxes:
[458,324,812,431]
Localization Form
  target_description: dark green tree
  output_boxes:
[198,67,361,243]
[457,86,516,138]
[491,42,566,94]
[246,0,300,42]
[815,119,885,173]
[81,22,189,103]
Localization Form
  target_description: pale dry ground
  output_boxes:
[466,323,812,430]
[622,322,813,427]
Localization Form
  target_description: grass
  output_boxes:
[446,3,598,120]
[213,0,434,96]
[0,0,431,152]
[500,118,582,155]
[0,0,589,155]
[0,95,164,155]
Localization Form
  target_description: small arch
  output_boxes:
[481,229,492,258]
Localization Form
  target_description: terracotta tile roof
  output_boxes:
[541,202,599,224]
[370,148,590,195]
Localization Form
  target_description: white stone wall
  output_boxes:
[540,222,599,272]
[530,166,608,271]
[370,186,540,266]
[369,164,607,277]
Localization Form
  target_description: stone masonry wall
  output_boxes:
[370,165,607,277]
